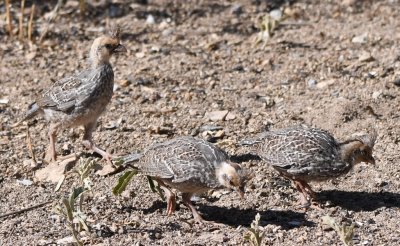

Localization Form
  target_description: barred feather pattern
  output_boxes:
[244,127,354,181]
[137,137,230,193]
[36,64,114,127]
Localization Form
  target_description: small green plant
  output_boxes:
[112,170,165,201]
[255,9,285,48]
[112,153,165,200]
[244,213,264,246]
[54,158,96,245]
[322,215,355,246]
[113,169,138,195]
[146,176,165,201]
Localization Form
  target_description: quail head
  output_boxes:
[132,136,250,224]
[14,27,127,164]
[241,127,377,208]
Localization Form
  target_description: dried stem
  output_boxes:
[0,201,52,219]
[79,0,85,16]
[5,0,13,35]
[19,0,26,39]
[39,0,64,43]
[28,4,35,41]
[26,127,37,164]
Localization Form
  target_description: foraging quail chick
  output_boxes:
[15,27,126,163]
[131,136,249,223]
[241,127,377,208]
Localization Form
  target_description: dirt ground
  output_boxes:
[1,0,400,245]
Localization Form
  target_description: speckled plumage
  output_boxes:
[138,136,229,192]
[242,126,377,207]
[36,64,114,127]
[134,136,248,223]
[16,28,126,163]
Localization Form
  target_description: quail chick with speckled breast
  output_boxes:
[125,136,250,224]
[14,28,126,164]
[241,127,377,208]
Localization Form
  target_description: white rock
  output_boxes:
[316,79,335,89]
[17,179,33,186]
[358,51,374,62]
[56,236,75,244]
[352,33,368,44]
[0,98,9,104]
[146,15,155,24]
[205,110,229,121]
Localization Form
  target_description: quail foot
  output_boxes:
[14,27,126,164]
[127,136,250,224]
[241,127,377,209]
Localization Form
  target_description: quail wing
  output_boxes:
[36,68,102,113]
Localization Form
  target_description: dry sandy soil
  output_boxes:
[1,0,400,245]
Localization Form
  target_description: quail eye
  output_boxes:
[105,44,113,49]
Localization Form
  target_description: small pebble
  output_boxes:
[146,15,155,24]
[307,79,317,87]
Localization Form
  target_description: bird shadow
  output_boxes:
[139,200,314,229]
[199,205,315,229]
[317,190,400,212]
[140,200,166,214]
[230,153,262,163]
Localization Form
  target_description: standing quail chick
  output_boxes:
[241,127,377,208]
[14,27,127,163]
[130,136,249,223]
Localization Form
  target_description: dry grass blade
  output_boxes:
[79,0,85,16]
[5,0,12,35]
[25,127,37,164]
[322,215,355,246]
[28,4,35,41]
[0,201,52,219]
[19,0,25,39]
[39,0,64,43]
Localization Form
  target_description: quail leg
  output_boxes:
[82,121,113,164]
[182,193,205,223]
[45,122,61,162]
[294,180,322,210]
[181,193,222,226]
[294,180,311,208]
[299,180,317,200]
[158,184,176,215]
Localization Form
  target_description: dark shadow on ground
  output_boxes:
[231,153,262,163]
[137,199,314,229]
[199,205,314,229]
[318,190,400,212]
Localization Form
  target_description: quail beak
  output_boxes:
[237,187,245,199]
[113,44,127,53]
[367,156,376,165]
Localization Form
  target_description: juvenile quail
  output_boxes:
[241,127,377,208]
[14,27,126,163]
[129,136,249,223]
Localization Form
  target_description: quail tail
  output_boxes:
[121,152,143,164]
[239,138,261,146]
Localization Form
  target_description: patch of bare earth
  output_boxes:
[1,0,399,245]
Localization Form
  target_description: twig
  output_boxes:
[28,4,35,42]
[26,127,37,164]
[19,0,25,39]
[6,223,16,244]
[5,0,13,35]
[39,0,65,43]
[79,0,85,16]
[0,201,52,219]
